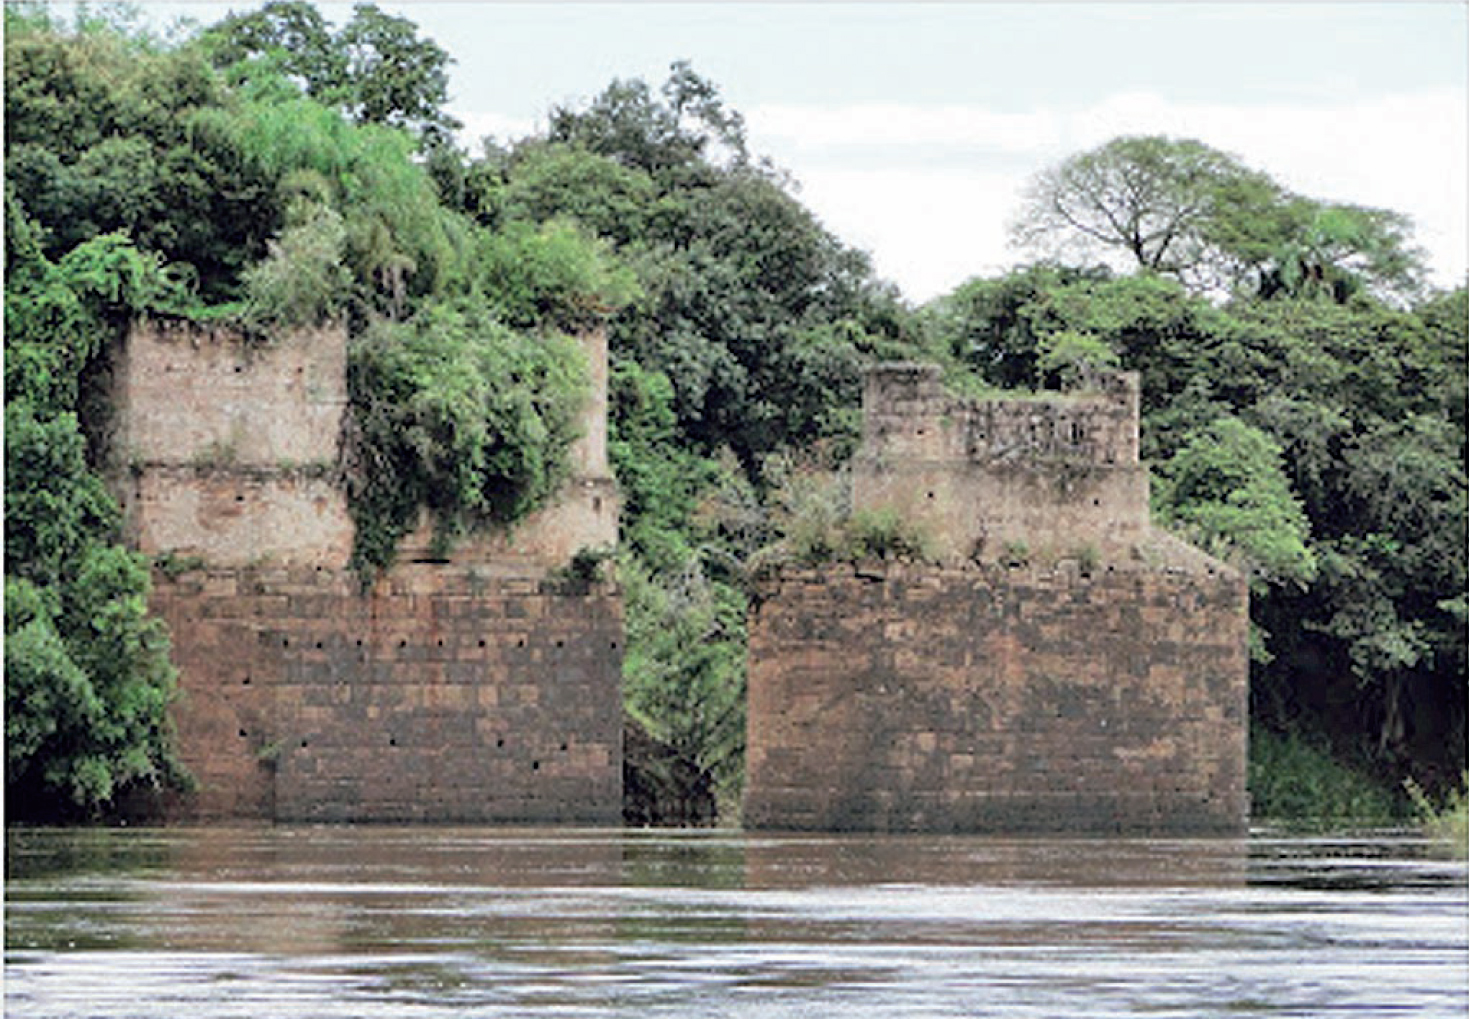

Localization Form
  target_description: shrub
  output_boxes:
[344,299,589,580]
[841,507,933,562]
[1249,727,1398,827]
[1405,773,1468,857]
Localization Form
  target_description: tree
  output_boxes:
[1251,200,1425,304]
[203,1,459,146]
[201,0,344,98]
[336,4,459,143]
[1154,416,1317,592]
[548,60,748,180]
[4,223,189,817]
[5,7,279,302]
[1010,136,1263,280]
[1011,135,1428,304]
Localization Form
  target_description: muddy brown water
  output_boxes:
[5,826,1466,1017]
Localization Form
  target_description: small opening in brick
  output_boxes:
[610,640,618,650]
[355,639,363,647]
[242,676,251,686]
[238,728,248,738]
[436,639,444,647]
[398,639,408,648]
[496,738,505,748]
[300,739,309,748]
[282,638,290,648]
[235,494,245,503]
[531,760,540,771]
[926,491,935,500]
[593,496,603,513]
[555,639,565,648]
[389,737,397,747]
[559,741,568,752]
[315,641,323,650]
[233,365,243,373]
[1093,498,1101,506]
[516,639,525,648]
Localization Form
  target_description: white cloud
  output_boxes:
[453,109,542,149]
[750,104,1063,154]
[747,89,1468,302]
[446,89,1465,303]
[791,168,1024,304]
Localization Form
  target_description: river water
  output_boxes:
[5,826,1466,1018]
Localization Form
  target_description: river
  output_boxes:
[5,825,1466,1018]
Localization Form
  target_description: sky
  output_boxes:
[118,2,1469,303]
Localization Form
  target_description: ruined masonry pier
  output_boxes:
[109,320,622,822]
[743,364,1250,834]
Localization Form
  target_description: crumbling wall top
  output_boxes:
[860,363,1140,467]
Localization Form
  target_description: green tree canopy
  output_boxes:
[1011,135,1428,304]
[1154,416,1317,590]
[203,1,459,144]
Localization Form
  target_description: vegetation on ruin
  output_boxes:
[5,2,1463,823]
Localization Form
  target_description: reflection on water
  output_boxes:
[6,826,1466,1018]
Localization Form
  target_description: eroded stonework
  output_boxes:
[111,318,622,822]
[744,364,1250,834]
[853,363,1148,560]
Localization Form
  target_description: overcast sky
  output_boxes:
[132,2,1469,303]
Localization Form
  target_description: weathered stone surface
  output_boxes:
[853,363,1148,559]
[745,364,1250,835]
[744,558,1248,834]
[110,319,624,823]
[112,319,348,468]
[148,563,623,823]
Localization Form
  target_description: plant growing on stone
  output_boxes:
[343,299,591,580]
[841,508,933,562]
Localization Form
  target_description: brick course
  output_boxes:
[110,319,623,822]
[745,554,1248,833]
[745,363,1250,835]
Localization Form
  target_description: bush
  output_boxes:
[240,204,354,329]
[344,299,590,579]
[1405,773,1469,856]
[841,507,933,562]
[1249,727,1399,827]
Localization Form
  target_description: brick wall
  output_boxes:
[150,562,622,823]
[112,319,347,468]
[744,546,1249,835]
[111,318,624,823]
[109,320,354,568]
[853,363,1150,559]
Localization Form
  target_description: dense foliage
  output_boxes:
[4,202,190,816]
[2,3,622,811]
[6,2,1462,821]
[926,264,1465,799]
[472,62,931,810]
